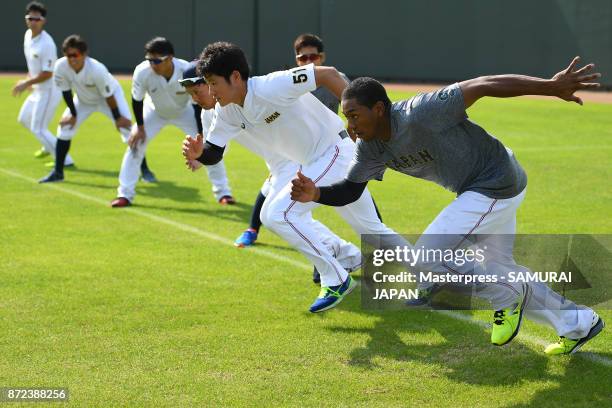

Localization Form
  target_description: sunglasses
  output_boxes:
[25,15,43,21]
[65,52,81,58]
[296,53,321,63]
[178,76,205,87]
[146,55,170,65]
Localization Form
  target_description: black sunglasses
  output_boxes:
[178,77,205,87]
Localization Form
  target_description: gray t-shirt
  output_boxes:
[346,83,527,199]
[311,72,349,113]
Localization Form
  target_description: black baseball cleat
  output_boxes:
[39,170,64,183]
[141,169,157,183]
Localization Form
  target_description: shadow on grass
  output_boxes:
[136,180,202,203]
[325,291,610,404]
[69,167,119,178]
[507,354,612,407]
[137,201,253,224]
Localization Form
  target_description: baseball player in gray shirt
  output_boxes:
[291,57,604,355]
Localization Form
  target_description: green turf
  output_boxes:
[0,77,610,407]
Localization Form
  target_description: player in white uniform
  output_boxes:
[111,38,233,207]
[181,63,368,280]
[233,33,384,260]
[39,35,132,183]
[13,2,73,166]
[182,42,398,313]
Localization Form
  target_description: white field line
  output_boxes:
[1,167,610,367]
[0,168,308,270]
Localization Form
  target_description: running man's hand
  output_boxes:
[59,115,77,129]
[290,171,320,203]
[182,134,204,161]
[550,56,601,105]
[115,116,132,132]
[186,159,203,172]
[128,126,146,150]
[12,79,30,96]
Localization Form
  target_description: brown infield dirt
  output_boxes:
[3,71,611,103]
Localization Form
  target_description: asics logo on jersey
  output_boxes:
[265,111,281,124]
[438,88,456,101]
[387,149,434,169]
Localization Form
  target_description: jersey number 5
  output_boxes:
[292,68,308,84]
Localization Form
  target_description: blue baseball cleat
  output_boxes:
[309,275,357,313]
[234,229,258,248]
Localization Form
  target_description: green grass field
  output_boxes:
[0,77,610,407]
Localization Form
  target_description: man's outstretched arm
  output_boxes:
[460,56,601,109]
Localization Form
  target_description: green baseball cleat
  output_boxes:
[544,312,605,355]
[45,161,75,169]
[491,285,529,346]
[34,148,50,158]
[309,275,357,313]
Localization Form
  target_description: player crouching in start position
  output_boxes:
[111,37,233,207]
[182,42,398,313]
[39,34,133,183]
[291,57,604,354]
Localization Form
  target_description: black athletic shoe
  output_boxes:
[39,170,64,183]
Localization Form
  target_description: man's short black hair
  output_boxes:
[26,1,47,17]
[197,42,250,82]
[342,77,392,113]
[62,34,87,54]
[294,33,324,54]
[144,37,174,56]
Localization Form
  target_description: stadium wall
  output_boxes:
[2,0,611,86]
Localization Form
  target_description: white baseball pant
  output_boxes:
[57,87,132,142]
[416,189,595,339]
[260,137,397,287]
[117,103,231,202]
[18,87,73,165]
[261,159,363,272]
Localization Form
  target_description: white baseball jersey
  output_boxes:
[132,58,192,120]
[202,108,289,172]
[54,56,120,105]
[23,29,57,90]
[207,63,345,165]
